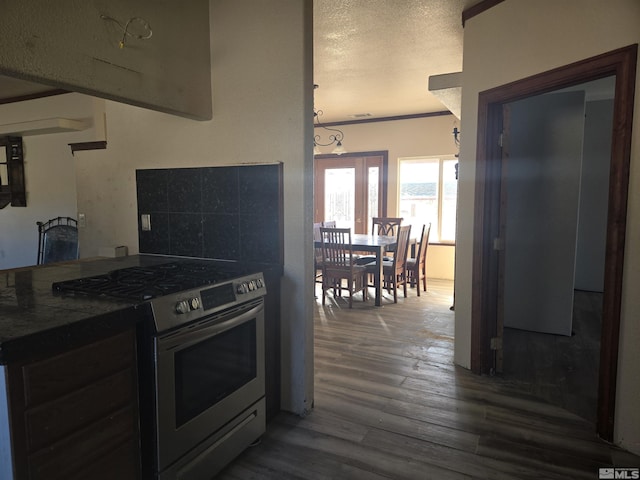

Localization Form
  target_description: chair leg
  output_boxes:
[322,280,327,305]
[403,274,408,298]
[363,275,367,302]
[348,278,353,308]
[392,275,398,303]
[422,268,427,292]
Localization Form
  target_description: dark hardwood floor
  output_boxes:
[218,280,640,479]
[502,290,602,424]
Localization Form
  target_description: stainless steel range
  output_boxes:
[53,260,267,479]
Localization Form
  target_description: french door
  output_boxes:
[314,152,387,234]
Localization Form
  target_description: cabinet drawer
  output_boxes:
[25,367,134,452]
[22,329,134,407]
[27,406,137,480]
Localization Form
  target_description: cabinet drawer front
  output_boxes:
[22,329,134,407]
[27,406,137,480]
[25,368,134,452]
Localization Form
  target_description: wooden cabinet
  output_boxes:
[1,328,140,480]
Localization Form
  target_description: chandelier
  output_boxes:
[313,85,346,155]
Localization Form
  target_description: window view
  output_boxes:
[398,157,458,243]
[324,167,356,230]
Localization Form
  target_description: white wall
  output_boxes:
[457,0,640,454]
[574,100,613,292]
[316,115,458,279]
[73,0,314,416]
[0,94,104,269]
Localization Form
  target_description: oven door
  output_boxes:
[154,298,265,471]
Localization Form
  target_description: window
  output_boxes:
[398,156,458,243]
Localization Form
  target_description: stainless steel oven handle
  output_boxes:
[157,301,264,352]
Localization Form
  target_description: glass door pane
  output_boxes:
[324,168,355,230]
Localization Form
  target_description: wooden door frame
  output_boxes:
[314,151,389,230]
[470,44,637,441]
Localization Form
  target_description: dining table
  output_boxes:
[315,233,398,307]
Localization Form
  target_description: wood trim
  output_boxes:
[319,111,452,128]
[314,151,389,228]
[462,0,506,27]
[0,88,69,105]
[68,141,107,156]
[471,44,637,441]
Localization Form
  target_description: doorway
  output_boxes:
[314,151,388,232]
[498,79,615,424]
[470,45,637,441]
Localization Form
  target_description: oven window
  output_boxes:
[174,318,257,427]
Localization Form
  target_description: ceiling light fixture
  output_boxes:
[313,85,346,156]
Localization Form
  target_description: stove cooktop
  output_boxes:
[52,261,254,302]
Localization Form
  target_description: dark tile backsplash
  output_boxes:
[136,164,283,265]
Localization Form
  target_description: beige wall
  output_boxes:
[73,0,314,415]
[0,1,211,120]
[315,115,458,279]
[0,94,104,269]
[457,0,640,453]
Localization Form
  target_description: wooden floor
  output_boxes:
[502,290,602,424]
[218,280,640,479]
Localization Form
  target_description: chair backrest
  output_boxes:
[322,220,337,228]
[320,227,354,268]
[313,222,323,262]
[372,217,403,236]
[415,223,432,265]
[392,225,412,271]
[37,217,79,265]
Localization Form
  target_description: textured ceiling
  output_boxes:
[0,1,483,121]
[314,0,482,123]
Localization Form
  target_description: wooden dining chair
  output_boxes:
[366,224,411,303]
[406,223,431,296]
[355,216,404,265]
[320,227,368,308]
[313,222,324,284]
[372,217,403,236]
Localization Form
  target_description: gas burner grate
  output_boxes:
[52,261,244,302]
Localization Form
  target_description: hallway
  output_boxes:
[219,280,639,479]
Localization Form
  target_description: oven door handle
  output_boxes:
[157,301,264,352]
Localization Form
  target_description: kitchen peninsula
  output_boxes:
[0,256,166,479]
[1,253,282,479]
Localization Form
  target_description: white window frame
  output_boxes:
[398,155,458,244]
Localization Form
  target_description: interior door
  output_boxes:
[500,91,586,337]
[314,154,385,233]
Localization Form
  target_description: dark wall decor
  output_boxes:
[136,163,284,266]
[0,136,26,209]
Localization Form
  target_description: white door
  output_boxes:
[502,91,586,336]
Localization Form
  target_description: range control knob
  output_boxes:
[237,283,247,294]
[189,297,200,310]
[175,300,190,314]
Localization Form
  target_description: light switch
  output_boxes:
[141,214,151,231]
[78,213,86,228]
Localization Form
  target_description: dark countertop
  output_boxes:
[0,255,283,365]
[0,255,176,365]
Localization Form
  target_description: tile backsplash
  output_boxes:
[136,164,283,265]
